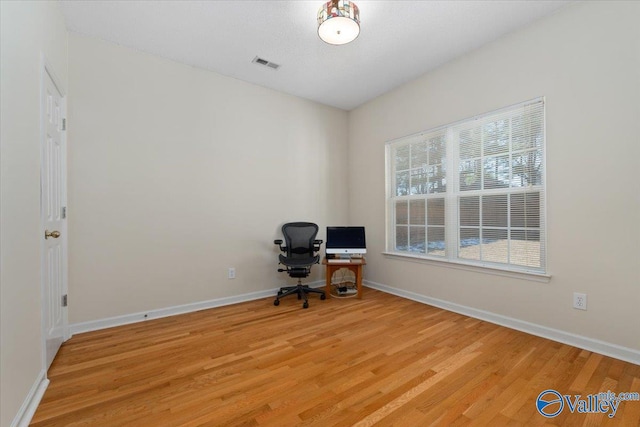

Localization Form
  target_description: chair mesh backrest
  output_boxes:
[282,222,318,260]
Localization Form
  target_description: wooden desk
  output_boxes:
[322,257,366,299]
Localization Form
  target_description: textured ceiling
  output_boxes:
[60,0,571,111]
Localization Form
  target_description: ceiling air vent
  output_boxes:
[252,56,280,70]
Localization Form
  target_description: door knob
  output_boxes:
[45,229,61,239]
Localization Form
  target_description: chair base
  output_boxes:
[274,279,326,309]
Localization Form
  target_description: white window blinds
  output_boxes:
[387,98,546,274]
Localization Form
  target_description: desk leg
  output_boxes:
[356,265,363,299]
[325,266,332,298]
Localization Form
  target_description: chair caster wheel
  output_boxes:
[303,302,309,309]
[274,299,280,306]
[320,294,326,300]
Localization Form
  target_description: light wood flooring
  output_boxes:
[32,288,640,426]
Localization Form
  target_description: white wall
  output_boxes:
[0,1,68,426]
[67,34,349,324]
[348,1,640,351]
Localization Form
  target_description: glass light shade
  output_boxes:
[317,0,360,45]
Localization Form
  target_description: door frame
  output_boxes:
[40,54,69,372]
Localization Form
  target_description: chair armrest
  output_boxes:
[313,239,323,253]
[274,239,286,252]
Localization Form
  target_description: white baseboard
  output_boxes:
[22,279,638,427]
[69,281,324,335]
[11,369,49,427]
[70,279,639,364]
[365,280,640,366]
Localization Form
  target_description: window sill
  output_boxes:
[381,251,551,283]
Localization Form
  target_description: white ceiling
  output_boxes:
[60,0,571,111]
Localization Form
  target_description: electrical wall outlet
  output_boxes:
[228,267,236,279]
[573,292,587,310]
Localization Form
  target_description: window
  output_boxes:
[386,98,546,274]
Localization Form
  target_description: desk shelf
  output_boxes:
[322,257,366,299]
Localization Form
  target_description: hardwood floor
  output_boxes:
[32,288,640,426]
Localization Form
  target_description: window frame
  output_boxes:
[384,98,548,279]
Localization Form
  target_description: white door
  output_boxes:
[41,66,68,370]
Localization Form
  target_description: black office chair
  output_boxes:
[273,222,326,309]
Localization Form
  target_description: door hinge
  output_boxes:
[61,118,66,131]
[62,294,68,307]
[62,206,67,219]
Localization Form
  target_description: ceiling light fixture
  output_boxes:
[317,0,360,45]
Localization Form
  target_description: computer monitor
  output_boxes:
[326,226,366,255]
